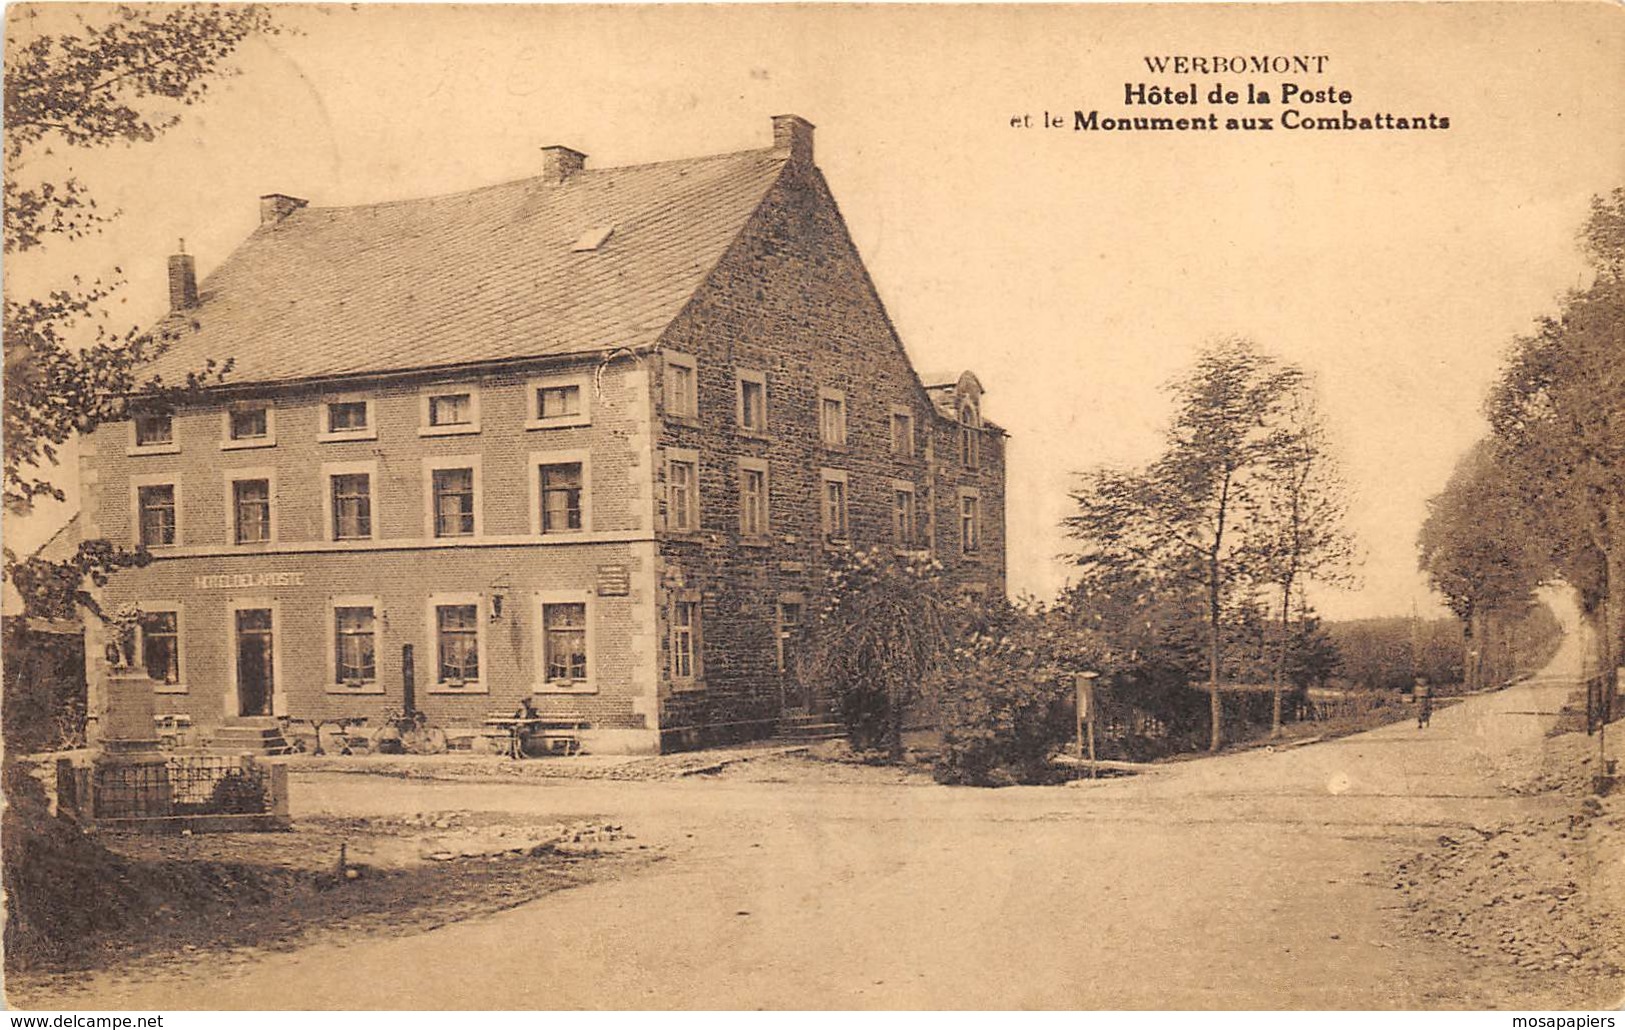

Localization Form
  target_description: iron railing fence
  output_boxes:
[92,755,272,819]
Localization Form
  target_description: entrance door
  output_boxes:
[777,601,810,712]
[235,608,275,716]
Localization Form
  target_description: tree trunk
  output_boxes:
[1271,579,1291,737]
[1606,532,1624,684]
[1208,573,1223,752]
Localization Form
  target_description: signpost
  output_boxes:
[1075,671,1100,778]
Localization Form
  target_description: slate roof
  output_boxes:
[150,148,792,386]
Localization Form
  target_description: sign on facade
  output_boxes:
[596,564,631,596]
[193,570,307,590]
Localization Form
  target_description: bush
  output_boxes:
[2,618,87,754]
[813,548,953,756]
[930,601,1105,786]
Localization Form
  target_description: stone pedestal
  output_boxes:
[91,670,171,819]
[100,669,161,752]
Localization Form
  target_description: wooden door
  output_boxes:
[235,609,274,717]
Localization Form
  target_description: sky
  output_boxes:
[5,2,1623,619]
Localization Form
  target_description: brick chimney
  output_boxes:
[167,242,198,311]
[259,193,307,225]
[772,114,815,167]
[540,145,587,184]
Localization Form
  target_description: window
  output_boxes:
[134,414,173,448]
[328,401,369,432]
[432,467,476,537]
[671,596,701,683]
[331,473,372,540]
[417,386,481,436]
[230,409,268,440]
[527,375,591,429]
[960,492,981,553]
[137,484,177,547]
[429,393,472,427]
[140,611,181,685]
[667,452,699,532]
[665,352,698,419]
[960,402,981,470]
[890,408,916,457]
[736,371,768,434]
[538,462,584,533]
[529,450,589,535]
[320,398,376,441]
[820,470,849,542]
[435,604,480,685]
[537,385,580,420]
[739,460,769,538]
[893,483,917,547]
[542,603,588,684]
[222,406,275,450]
[819,389,847,448]
[233,479,272,543]
[334,606,377,685]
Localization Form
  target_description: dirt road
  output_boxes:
[24,641,1620,1009]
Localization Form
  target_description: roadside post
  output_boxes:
[1076,671,1100,779]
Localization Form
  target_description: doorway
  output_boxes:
[235,608,275,717]
[777,600,810,713]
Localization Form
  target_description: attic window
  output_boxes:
[570,226,615,252]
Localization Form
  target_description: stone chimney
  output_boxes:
[540,145,587,184]
[259,193,307,225]
[167,243,198,311]
[772,114,815,167]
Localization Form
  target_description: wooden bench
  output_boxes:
[482,712,588,758]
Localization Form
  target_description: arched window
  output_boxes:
[959,401,980,470]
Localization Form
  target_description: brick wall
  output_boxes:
[85,359,663,746]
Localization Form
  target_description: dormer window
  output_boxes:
[959,401,981,470]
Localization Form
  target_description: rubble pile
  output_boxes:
[1392,731,1624,983]
[345,812,638,869]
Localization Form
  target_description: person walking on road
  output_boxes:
[1414,676,1433,729]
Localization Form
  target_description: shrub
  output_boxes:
[930,600,1106,786]
[812,548,953,757]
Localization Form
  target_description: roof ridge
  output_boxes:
[293,145,789,218]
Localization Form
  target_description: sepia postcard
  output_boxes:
[2,1,1622,1015]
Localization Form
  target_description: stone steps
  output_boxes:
[205,719,297,756]
[776,712,844,743]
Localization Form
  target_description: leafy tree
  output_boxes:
[1246,387,1355,734]
[1485,191,1625,675]
[3,4,272,614]
[1066,338,1308,750]
[811,548,955,758]
[1418,440,1548,688]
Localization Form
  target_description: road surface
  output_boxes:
[23,639,1617,1009]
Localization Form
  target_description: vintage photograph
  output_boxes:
[2,1,1622,1012]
